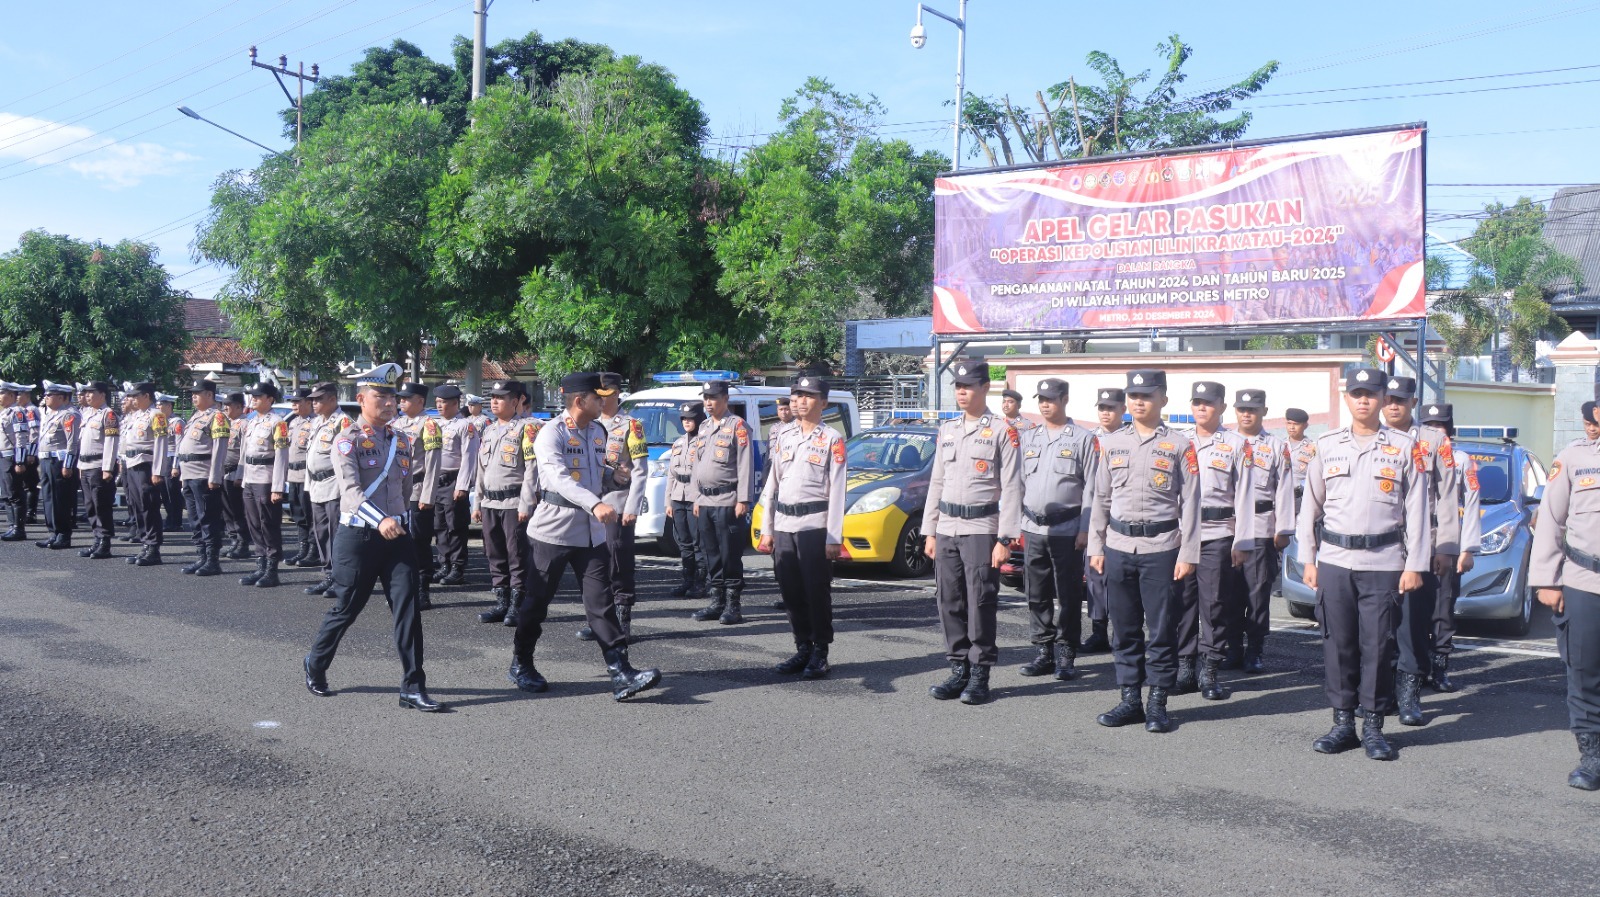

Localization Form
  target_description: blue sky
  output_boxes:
[1,0,1596,298]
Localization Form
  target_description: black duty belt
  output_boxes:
[439,469,460,481]
[308,469,335,482]
[484,487,521,501]
[539,490,585,510]
[1110,517,1179,538]
[776,500,829,517]
[1321,528,1403,550]
[1294,486,1304,498]
[288,461,307,471]
[1255,500,1275,514]
[1201,506,1235,522]
[700,483,736,497]
[939,501,999,520]
[1023,505,1079,526]
[244,455,275,465]
[177,453,211,463]
[224,463,238,474]
[673,473,692,483]
[1563,542,1600,574]
[80,454,102,462]
[122,449,148,458]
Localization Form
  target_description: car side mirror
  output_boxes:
[1529,484,1545,505]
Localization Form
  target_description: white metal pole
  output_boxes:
[953,0,966,170]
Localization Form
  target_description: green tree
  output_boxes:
[0,231,190,385]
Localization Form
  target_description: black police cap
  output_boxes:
[1234,389,1266,410]
[1345,367,1387,393]
[433,384,463,401]
[1035,378,1068,403]
[949,358,989,387]
[246,381,281,401]
[1285,407,1310,424]
[1125,370,1166,395]
[1190,381,1225,404]
[1095,387,1125,406]
[562,372,603,395]
[1386,375,1417,400]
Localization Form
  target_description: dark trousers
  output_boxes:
[480,507,527,591]
[1241,545,1280,647]
[182,479,224,551]
[670,501,703,585]
[1314,562,1401,714]
[434,490,470,569]
[1105,546,1181,688]
[311,499,338,573]
[22,460,38,516]
[514,540,622,655]
[1194,537,1245,661]
[774,528,834,646]
[1397,573,1439,675]
[1556,587,1600,735]
[1085,560,1109,622]
[1432,570,1461,655]
[607,516,637,607]
[124,464,162,547]
[1023,533,1085,647]
[40,458,78,535]
[222,479,247,544]
[162,475,183,530]
[286,480,314,549]
[83,470,115,539]
[308,525,425,690]
[698,504,746,594]
[935,533,1000,666]
[408,502,435,578]
[243,482,283,560]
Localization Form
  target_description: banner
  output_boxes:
[932,127,1425,334]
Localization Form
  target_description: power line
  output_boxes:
[1243,75,1600,109]
[1252,61,1600,98]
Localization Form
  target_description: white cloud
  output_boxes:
[0,113,196,188]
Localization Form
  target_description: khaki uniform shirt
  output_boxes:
[286,415,315,484]
[1238,431,1297,550]
[1530,440,1600,591]
[428,413,479,505]
[224,417,245,482]
[1191,427,1257,549]
[1018,420,1100,538]
[1286,436,1316,493]
[78,407,119,475]
[600,412,649,516]
[757,421,848,542]
[1295,427,1430,573]
[165,417,184,477]
[306,412,354,505]
[1409,423,1463,557]
[666,433,698,503]
[239,414,289,490]
[119,406,171,472]
[475,417,542,514]
[333,419,413,525]
[1453,446,1483,556]
[1005,414,1037,433]
[528,414,625,548]
[393,413,432,504]
[1,405,32,464]
[690,414,754,508]
[176,407,230,484]
[1087,424,1202,562]
[921,413,1024,539]
[38,406,83,468]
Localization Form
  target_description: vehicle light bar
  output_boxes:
[650,370,740,383]
[1457,426,1518,440]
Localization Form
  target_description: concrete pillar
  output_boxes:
[1547,331,1600,450]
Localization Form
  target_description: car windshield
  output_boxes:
[848,430,936,472]
[1463,449,1513,504]
[620,399,692,445]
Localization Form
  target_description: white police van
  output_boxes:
[623,371,860,551]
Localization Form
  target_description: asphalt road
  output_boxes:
[2,535,1596,897]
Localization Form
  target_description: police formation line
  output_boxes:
[1,361,1595,791]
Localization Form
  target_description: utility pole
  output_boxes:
[464,0,496,397]
[249,47,319,147]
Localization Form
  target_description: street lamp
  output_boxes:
[910,1,967,170]
[175,106,287,158]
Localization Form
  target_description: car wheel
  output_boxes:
[1287,601,1315,620]
[1493,562,1534,638]
[889,517,933,578]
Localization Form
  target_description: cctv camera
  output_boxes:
[910,23,927,49]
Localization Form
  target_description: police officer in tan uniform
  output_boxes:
[1581,401,1600,445]
[0,381,34,542]
[120,381,171,567]
[666,402,707,599]
[175,379,231,577]
[689,380,755,625]
[220,392,251,560]
[74,381,119,560]
[285,386,321,569]
[1297,367,1430,761]
[303,382,353,596]
[1419,403,1482,692]
[1285,408,1314,513]
[393,382,436,598]
[577,372,649,641]
[430,384,479,586]
[1232,389,1296,673]
[237,381,289,588]
[1081,387,1125,654]
[33,381,82,550]
[303,363,441,712]
[158,393,185,533]
[922,359,1023,706]
[473,380,541,626]
[1000,389,1036,433]
[1086,370,1201,733]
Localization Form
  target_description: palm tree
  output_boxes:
[1427,233,1581,382]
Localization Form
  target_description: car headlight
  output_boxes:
[847,486,901,516]
[1478,521,1516,555]
[650,463,666,477]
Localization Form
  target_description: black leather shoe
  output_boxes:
[304,574,333,595]
[254,560,281,588]
[1396,671,1426,727]
[1313,709,1359,754]
[0,528,27,542]
[303,655,333,697]
[718,594,744,625]
[1218,643,1244,671]
[87,537,113,560]
[1053,643,1078,681]
[49,533,72,550]
[398,689,444,712]
[604,647,661,701]
[239,557,267,586]
[133,546,162,567]
[1173,657,1198,695]
[1097,686,1145,728]
[1362,712,1397,760]
[575,626,598,641]
[478,587,509,623]
[192,549,222,576]
[1144,686,1172,733]
[1430,653,1457,692]
[416,582,432,610]
[1570,733,1600,791]
[295,553,323,568]
[669,581,693,598]
[1079,621,1111,654]
[1199,658,1229,701]
[774,643,812,675]
[181,553,205,574]
[1243,651,1266,675]
[959,665,991,705]
[691,593,726,622]
[437,564,465,586]
[801,646,830,680]
[508,658,548,693]
[34,536,53,548]
[929,661,970,700]
[503,589,522,627]
[1018,646,1055,677]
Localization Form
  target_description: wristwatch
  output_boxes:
[995,536,1015,548]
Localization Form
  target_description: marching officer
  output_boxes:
[1297,367,1430,761]
[1086,370,1201,733]
[1015,377,1100,681]
[1081,387,1126,653]
[393,382,436,599]
[119,381,171,566]
[1,381,33,541]
[175,379,231,577]
[220,392,251,560]
[473,380,540,626]
[429,384,478,586]
[75,381,119,560]
[509,371,661,701]
[577,372,648,641]
[285,386,321,569]
[238,381,290,588]
[158,394,185,533]
[1381,375,1461,727]
[666,402,707,599]
[33,381,82,550]
[1232,389,1296,673]
[303,382,353,596]
[1285,408,1314,513]
[922,359,1022,706]
[1000,388,1036,432]
[757,371,848,679]
[303,363,441,712]
[1529,415,1600,790]
[689,380,755,625]
[1419,402,1482,692]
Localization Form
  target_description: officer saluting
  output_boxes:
[689,379,754,625]
[1015,377,1099,681]
[175,379,231,577]
[303,363,440,712]
[922,359,1022,706]
[1297,367,1429,761]
[756,370,847,679]
[75,381,119,560]
[33,381,82,550]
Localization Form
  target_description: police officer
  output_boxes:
[1232,389,1296,673]
[175,379,231,577]
[429,384,479,586]
[238,381,290,588]
[1581,402,1600,445]
[1297,367,1430,761]
[303,382,353,596]
[33,381,82,550]
[757,371,848,679]
[764,396,797,609]
[220,392,251,560]
[577,372,648,641]
[119,382,171,566]
[1015,377,1099,681]
[1381,375,1461,727]
[303,363,441,712]
[666,402,707,599]
[1081,387,1125,654]
[689,380,755,625]
[0,381,33,541]
[509,371,661,701]
[393,382,436,599]
[1285,408,1314,513]
[158,393,185,533]
[284,386,321,568]
[75,381,119,560]
[1419,403,1482,692]
[999,388,1036,433]
[1086,370,1201,732]
[18,387,41,525]
[1529,419,1600,790]
[465,394,487,423]
[473,380,540,626]
[922,359,1022,706]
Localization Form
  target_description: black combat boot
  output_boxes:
[239,556,267,586]
[1144,686,1172,733]
[719,592,744,625]
[1430,652,1456,692]
[34,533,55,548]
[192,546,221,576]
[576,623,598,641]
[1362,711,1397,760]
[774,642,813,675]
[478,587,510,624]
[1313,709,1360,754]
[285,541,307,568]
[182,549,206,574]
[691,574,709,599]
[0,505,24,541]
[1396,671,1425,727]
[802,645,830,680]
[1018,645,1055,677]
[126,544,145,564]
[88,536,113,560]
[504,589,522,627]
[417,580,433,610]
[692,588,726,622]
[1079,619,1110,653]
[1570,733,1600,791]
[617,604,633,643]
[959,665,992,705]
[303,572,333,594]
[1097,686,1145,728]
[1174,656,1198,695]
[438,562,465,586]
[79,536,100,558]
[603,646,662,701]
[1199,657,1229,701]
[929,661,970,700]
[507,655,548,693]
[225,539,252,560]
[1054,643,1077,681]
[254,560,280,588]
[1243,637,1266,675]
[133,544,162,567]
[669,569,695,598]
